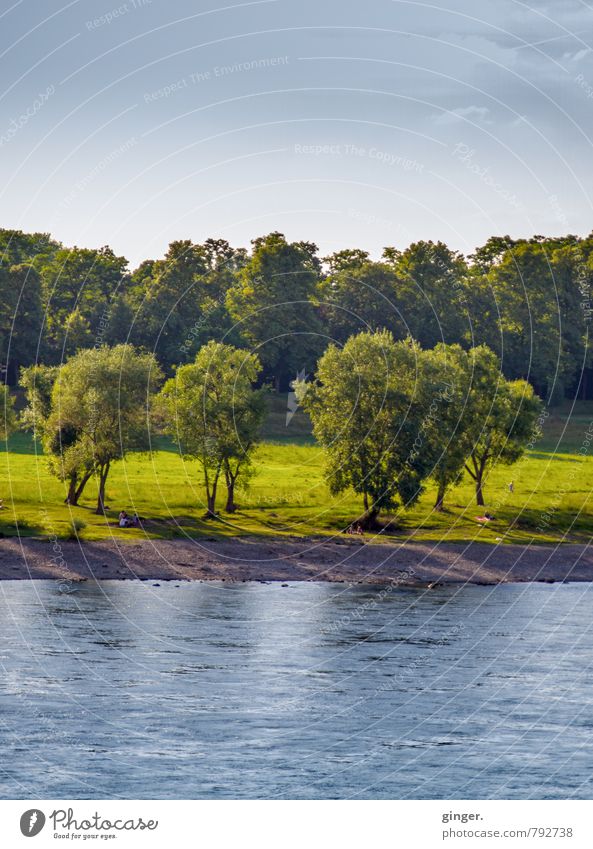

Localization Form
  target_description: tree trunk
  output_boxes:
[360,502,380,530]
[64,474,78,505]
[476,477,485,506]
[73,470,92,505]
[205,476,219,518]
[95,462,110,514]
[434,481,446,512]
[66,470,92,506]
[225,478,237,513]
[360,510,379,530]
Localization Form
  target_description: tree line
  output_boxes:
[11,334,541,528]
[1,228,593,401]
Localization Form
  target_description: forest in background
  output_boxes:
[1,228,592,401]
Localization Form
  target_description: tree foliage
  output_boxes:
[159,341,264,516]
[226,232,324,388]
[297,331,441,527]
[3,226,593,406]
[0,384,16,442]
[46,345,162,511]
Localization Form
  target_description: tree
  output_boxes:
[420,344,475,511]
[297,331,438,528]
[0,385,16,505]
[159,341,264,517]
[128,240,208,368]
[63,308,93,355]
[0,263,43,384]
[40,245,130,361]
[128,239,245,371]
[0,385,16,441]
[0,228,61,269]
[462,348,542,505]
[48,345,162,512]
[383,240,469,349]
[226,232,324,389]
[21,364,98,505]
[471,238,587,401]
[318,259,401,344]
[324,248,370,273]
[222,388,265,513]
[20,364,57,438]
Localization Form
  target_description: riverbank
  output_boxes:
[5,421,593,546]
[1,536,593,585]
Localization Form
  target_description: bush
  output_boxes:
[67,518,86,539]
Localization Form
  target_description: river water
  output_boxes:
[0,580,591,799]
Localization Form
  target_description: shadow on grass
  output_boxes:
[0,515,46,537]
[1,433,42,456]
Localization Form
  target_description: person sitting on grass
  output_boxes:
[119,510,130,528]
[475,512,495,523]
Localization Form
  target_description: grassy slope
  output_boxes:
[1,396,593,544]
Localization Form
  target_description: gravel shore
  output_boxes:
[1,536,593,585]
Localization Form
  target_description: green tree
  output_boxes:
[0,385,16,441]
[318,259,400,344]
[21,364,98,506]
[20,364,58,438]
[159,341,264,517]
[128,239,246,370]
[63,308,93,355]
[383,240,469,348]
[420,344,475,511]
[324,248,370,273]
[0,228,61,269]
[48,345,162,512]
[470,238,587,401]
[463,347,542,505]
[226,232,324,388]
[40,246,129,360]
[0,263,43,383]
[297,331,438,528]
[0,384,16,505]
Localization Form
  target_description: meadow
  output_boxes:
[1,396,593,545]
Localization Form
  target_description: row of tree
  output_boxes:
[1,228,592,400]
[298,333,541,526]
[13,335,541,526]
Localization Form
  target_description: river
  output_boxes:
[0,580,591,799]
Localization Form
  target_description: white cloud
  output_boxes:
[434,105,493,125]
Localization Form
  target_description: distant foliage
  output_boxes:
[1,228,592,402]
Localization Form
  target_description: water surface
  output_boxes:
[0,580,591,799]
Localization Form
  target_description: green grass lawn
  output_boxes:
[2,396,593,544]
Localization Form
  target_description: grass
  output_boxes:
[1,395,593,544]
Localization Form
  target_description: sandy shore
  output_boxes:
[0,536,593,585]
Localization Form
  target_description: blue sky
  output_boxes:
[1,0,592,267]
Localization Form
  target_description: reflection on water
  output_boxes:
[0,579,592,799]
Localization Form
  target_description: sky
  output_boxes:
[1,0,593,268]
